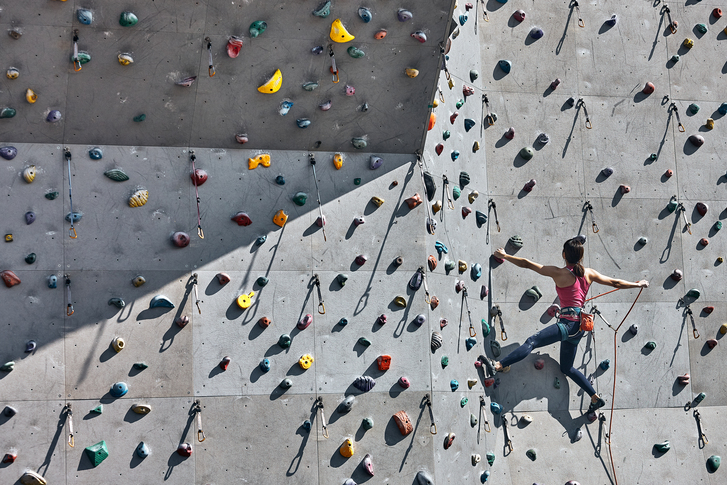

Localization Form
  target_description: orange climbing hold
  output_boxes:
[405,193,423,209]
[428,112,436,131]
[377,355,392,371]
[273,209,288,227]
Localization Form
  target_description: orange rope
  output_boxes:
[605,287,643,485]
[584,287,620,303]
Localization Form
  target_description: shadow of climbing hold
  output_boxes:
[110,382,128,397]
[330,19,355,42]
[498,60,512,74]
[258,69,282,93]
[150,295,174,308]
[171,231,190,248]
[128,188,149,207]
[23,166,36,183]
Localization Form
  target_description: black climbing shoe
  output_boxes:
[588,396,606,412]
[480,354,497,376]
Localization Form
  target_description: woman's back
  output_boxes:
[555,265,591,309]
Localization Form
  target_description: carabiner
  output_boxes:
[503,419,514,453]
[585,118,592,129]
[694,409,708,445]
[501,329,508,341]
[195,400,206,442]
[206,38,215,77]
[328,45,339,83]
[573,1,584,28]
[424,394,437,435]
[66,403,75,447]
[69,226,78,239]
[488,199,500,232]
[192,273,201,314]
[313,274,325,314]
[65,276,74,316]
[315,397,329,439]
[442,175,455,210]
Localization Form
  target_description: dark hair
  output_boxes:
[563,239,585,277]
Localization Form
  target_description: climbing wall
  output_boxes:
[2,1,727,485]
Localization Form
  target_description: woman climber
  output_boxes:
[484,237,649,413]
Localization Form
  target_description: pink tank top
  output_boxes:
[555,266,591,310]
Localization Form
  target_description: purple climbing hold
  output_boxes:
[46,110,62,123]
[398,376,411,389]
[353,375,376,392]
[688,134,705,147]
[25,212,35,225]
[0,146,17,160]
[355,254,367,265]
[397,9,413,22]
[523,179,536,192]
[601,167,613,177]
[529,27,544,39]
[409,268,424,290]
[505,127,515,139]
[297,313,313,330]
[376,314,387,325]
[480,285,488,299]
[370,156,383,169]
[415,314,426,326]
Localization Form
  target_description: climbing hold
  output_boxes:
[629,324,639,335]
[444,260,455,273]
[4,234,12,242]
[706,118,715,130]
[110,381,128,397]
[530,27,544,39]
[714,8,723,19]
[619,184,631,194]
[353,375,376,392]
[458,260,468,273]
[6,68,19,80]
[24,88,38,104]
[450,112,459,124]
[230,211,253,227]
[427,255,438,272]
[272,209,288,228]
[473,141,481,152]
[330,18,355,43]
[235,133,249,144]
[452,187,461,202]
[299,354,314,370]
[689,134,705,147]
[686,288,701,299]
[414,314,427,327]
[312,1,331,18]
[455,280,466,293]
[248,20,267,38]
[0,108,17,119]
[108,298,125,309]
[352,137,368,149]
[450,380,459,391]
[637,237,648,246]
[459,14,468,26]
[360,453,375,476]
[490,340,501,357]
[490,402,502,414]
[602,166,614,177]
[443,130,451,140]
[520,147,534,160]
[319,100,332,111]
[257,69,282,93]
[683,38,694,49]
[534,358,545,370]
[0,361,15,372]
[117,53,134,66]
[461,118,476,133]
[471,263,482,281]
[348,46,365,58]
[411,31,427,43]
[599,359,610,370]
[688,103,700,115]
[708,455,721,472]
[0,146,17,160]
[360,417,374,430]
[278,100,293,116]
[291,192,309,207]
[525,286,542,301]
[398,376,411,389]
[279,378,293,389]
[358,7,373,22]
[463,85,475,98]
[498,60,512,74]
[175,76,197,87]
[1,270,21,288]
[645,341,657,350]
[643,82,655,95]
[84,441,109,467]
[296,118,312,129]
[132,404,151,415]
[170,231,190,248]
[337,395,356,414]
[526,449,537,461]
[3,405,17,417]
[254,275,269,287]
[226,36,243,58]
[504,127,515,140]
[404,193,424,210]
[509,235,524,248]
[297,314,313,331]
[176,314,190,328]
[404,67,420,79]
[149,295,174,309]
[465,337,477,351]
[547,304,560,317]
[374,29,387,39]
[696,202,708,216]
[119,11,138,27]
[133,362,148,370]
[514,10,526,22]
[176,443,193,457]
[670,269,683,281]
[48,275,57,288]
[443,432,456,450]
[25,253,37,264]
[370,155,383,170]
[375,314,388,326]
[133,114,146,122]
[538,132,550,145]
[133,442,150,459]
[128,188,149,208]
[700,238,709,247]
[696,23,708,35]
[88,404,103,414]
[65,211,83,223]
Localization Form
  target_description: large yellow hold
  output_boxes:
[129,188,149,207]
[237,291,255,309]
[330,19,355,43]
[249,153,271,169]
[258,69,282,94]
[299,354,314,370]
[339,438,354,457]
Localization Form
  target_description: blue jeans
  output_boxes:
[498,319,597,397]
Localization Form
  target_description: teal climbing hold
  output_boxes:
[65,211,83,223]
[456,99,464,109]
[451,150,460,161]
[708,455,721,472]
[358,337,372,347]
[149,295,174,308]
[498,60,512,74]
[136,442,150,458]
[133,362,149,369]
[362,417,374,430]
[25,253,37,264]
[486,451,495,466]
[110,382,128,397]
[133,114,146,122]
[88,147,102,160]
[719,102,727,116]
[464,118,475,132]
[90,405,103,414]
[599,359,610,370]
[85,441,109,467]
[119,12,138,27]
[358,7,372,23]
[714,221,723,231]
[471,263,482,281]
[443,130,451,140]
[452,186,461,200]
[256,276,269,287]
[275,175,286,185]
[312,1,331,18]
[0,108,16,119]
[296,119,311,128]
[46,191,59,200]
[481,319,490,337]
[104,168,129,181]
[686,288,701,299]
[347,46,365,58]
[465,337,477,350]
[526,449,537,461]
[249,20,267,37]
[441,356,449,368]
[696,23,708,34]
[460,171,470,187]
[293,192,308,206]
[77,8,93,25]
[278,334,292,348]
[460,397,468,407]
[654,441,670,453]
[490,402,502,414]
[688,103,700,115]
[435,241,448,255]
[645,341,657,350]
[352,137,367,149]
[450,379,459,391]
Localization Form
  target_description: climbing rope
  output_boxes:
[309,153,327,242]
[315,397,329,439]
[72,30,81,72]
[189,151,204,239]
[65,403,74,447]
[206,38,215,77]
[677,201,692,235]
[424,393,437,434]
[479,395,491,434]
[64,148,77,239]
[584,200,599,233]
[194,400,206,442]
[313,274,325,314]
[442,175,454,210]
[65,275,74,316]
[328,45,339,83]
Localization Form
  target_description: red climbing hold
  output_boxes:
[550,78,561,90]
[513,10,526,23]
[377,355,392,371]
[696,202,708,216]
[505,127,515,139]
[430,296,439,310]
[463,85,474,97]
[175,316,189,328]
[534,358,545,370]
[220,356,231,370]
[642,82,655,95]
[713,8,723,19]
[670,269,683,281]
[484,377,494,387]
[172,232,191,248]
[450,112,458,124]
[377,314,387,325]
[2,453,16,463]
[258,316,271,328]
[1,270,21,288]
[231,211,252,226]
[664,169,673,178]
[216,273,231,285]
[227,36,243,58]
[461,207,472,218]
[177,443,193,457]
[700,238,709,247]
[398,376,411,389]
[435,143,444,155]
[405,193,423,209]
[619,185,631,194]
[428,112,436,131]
[707,339,718,349]
[428,255,437,271]
[523,179,536,192]
[465,3,474,11]
[355,255,367,266]
[297,314,313,330]
[703,306,714,314]
[191,169,208,186]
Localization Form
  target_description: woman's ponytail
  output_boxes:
[563,239,585,276]
[572,263,585,277]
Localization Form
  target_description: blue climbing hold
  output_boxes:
[255,235,267,245]
[490,402,502,414]
[149,295,175,309]
[358,7,372,23]
[65,212,83,223]
[481,470,490,483]
[435,241,448,255]
[296,118,311,128]
[302,419,312,431]
[275,175,285,185]
[260,358,271,372]
[498,60,512,74]
[339,317,349,326]
[48,275,57,288]
[459,14,468,26]
[451,150,460,161]
[25,211,35,225]
[77,8,93,25]
[110,381,128,397]
[471,263,482,280]
[279,100,293,116]
[89,147,103,160]
[136,442,150,458]
[465,337,477,350]
[464,118,475,132]
[599,359,610,370]
[450,380,459,391]
[530,27,544,39]
[0,146,17,160]
[719,103,727,116]
[47,110,62,123]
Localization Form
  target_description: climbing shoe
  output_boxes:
[480,355,497,376]
[588,396,606,412]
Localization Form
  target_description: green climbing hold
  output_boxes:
[688,103,700,115]
[456,99,464,109]
[708,455,721,472]
[670,54,680,63]
[133,362,149,369]
[444,260,456,272]
[526,449,537,461]
[76,51,91,65]
[90,405,103,414]
[133,114,146,122]
[352,137,367,149]
[509,235,524,248]
[256,276,269,287]
[25,253,37,264]
[362,417,374,430]
[645,341,657,350]
[104,168,129,182]
[481,319,490,337]
[249,20,267,37]
[713,221,723,232]
[443,130,451,140]
[119,12,138,27]
[293,192,308,206]
[0,108,17,119]
[0,361,15,372]
[302,82,319,91]
[554,377,560,389]
[666,198,678,213]
[85,441,109,467]
[452,186,461,200]
[347,46,365,58]
[519,147,534,160]
[45,191,59,200]
[278,334,292,348]
[353,178,361,185]
[470,70,479,82]
[696,23,708,34]
[649,153,658,161]
[358,337,372,347]
[460,397,468,407]
[686,288,701,299]
[525,286,542,301]
[470,413,478,426]
[441,356,449,368]
[312,1,331,18]
[654,441,670,453]
[486,451,495,466]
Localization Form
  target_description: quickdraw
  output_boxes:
[72,30,82,71]
[572,1,585,28]
[417,155,437,235]
[584,200,599,233]
[503,417,513,453]
[486,198,500,244]
[190,151,204,239]
[194,400,206,442]
[328,45,339,83]
[490,304,507,340]
[677,299,699,338]
[437,85,445,104]
[662,5,677,35]
[421,267,432,305]
[309,153,327,242]
[192,273,201,314]
[694,409,708,446]
[483,94,495,126]
[313,274,325,314]
[315,396,329,439]
[480,0,489,22]
[462,287,475,337]
[206,37,215,77]
[479,396,491,433]
[677,201,692,235]
[65,275,74,316]
[424,393,437,435]
[442,175,454,210]
[65,403,74,447]
[65,148,77,239]
[669,102,685,132]
[577,98,592,129]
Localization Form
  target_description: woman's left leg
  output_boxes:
[559,340,597,397]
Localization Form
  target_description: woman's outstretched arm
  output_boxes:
[587,268,649,288]
[493,248,561,278]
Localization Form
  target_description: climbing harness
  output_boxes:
[328,45,339,83]
[503,417,513,453]
[314,397,329,438]
[65,148,77,239]
[462,287,476,337]
[65,275,74,316]
[313,274,325,314]
[490,304,507,340]
[486,199,500,245]
[424,394,437,435]
[417,156,437,235]
[442,175,454,210]
[677,299,699,338]
[576,98,592,129]
[72,30,82,71]
[676,201,692,235]
[584,200,599,233]
[193,400,206,442]
[694,409,708,446]
[191,273,201,314]
[479,396,491,433]
[189,151,204,239]
[572,1,585,28]
[662,5,677,35]
[483,95,495,127]
[206,38,215,77]
[309,153,327,242]
[65,403,74,447]
[669,103,685,132]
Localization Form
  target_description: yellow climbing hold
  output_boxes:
[706,118,715,130]
[112,337,125,353]
[257,69,282,94]
[128,188,149,208]
[299,354,314,370]
[23,165,36,183]
[720,323,727,335]
[683,38,694,49]
[236,291,255,309]
[432,98,439,108]
[405,68,419,78]
[248,153,271,169]
[458,260,467,272]
[273,209,288,227]
[432,200,442,214]
[132,404,152,414]
[25,88,37,104]
[371,196,385,207]
[333,153,343,170]
[118,53,134,65]
[330,18,355,43]
[20,471,48,485]
[339,438,355,457]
